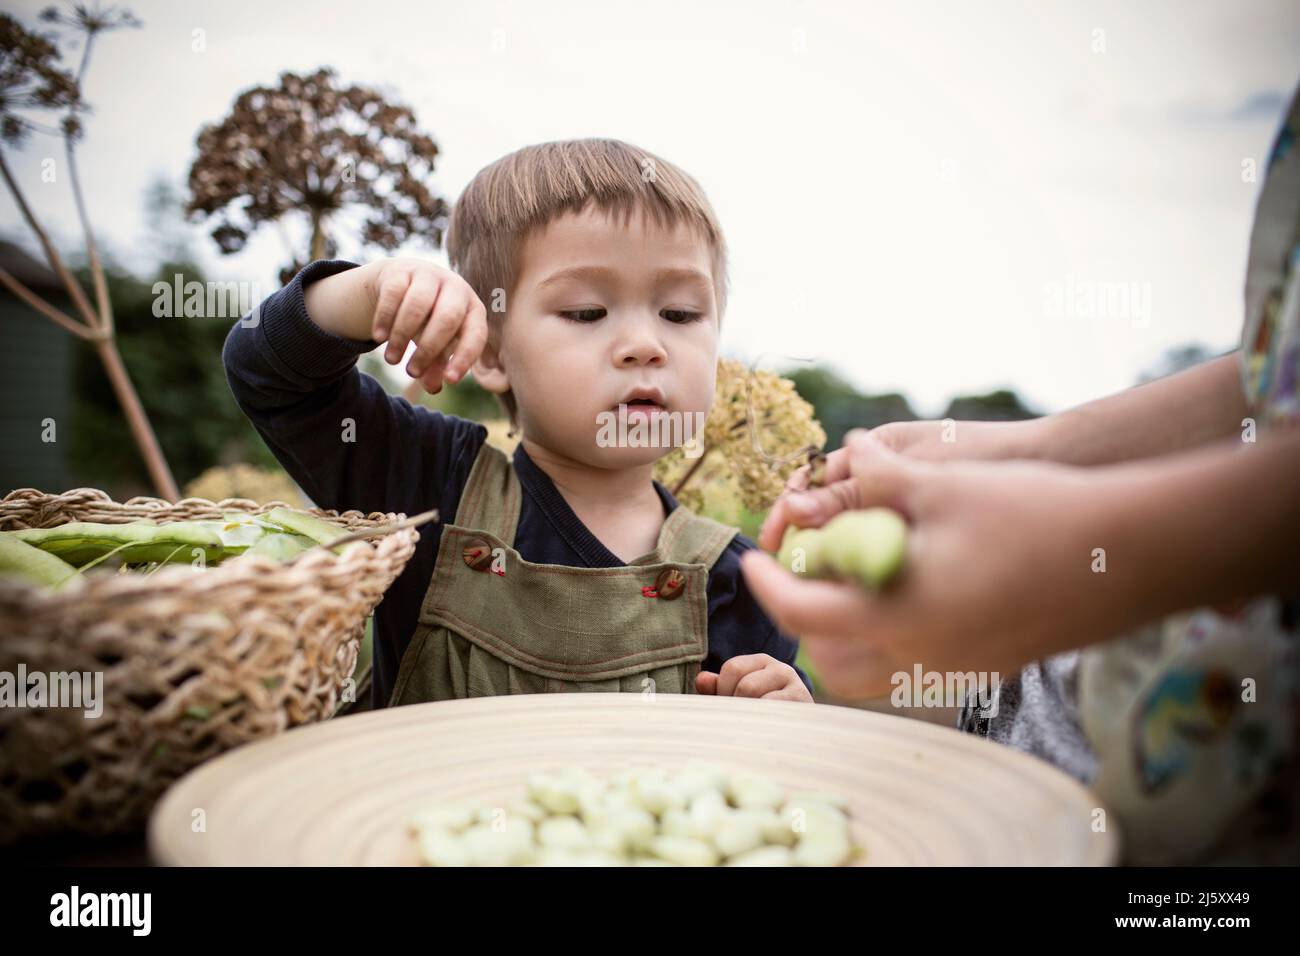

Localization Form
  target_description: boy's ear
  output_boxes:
[471,330,510,395]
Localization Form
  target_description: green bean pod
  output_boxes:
[242,532,316,562]
[0,535,82,590]
[262,508,349,553]
[10,520,224,567]
[776,508,908,590]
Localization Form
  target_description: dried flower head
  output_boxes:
[654,358,826,515]
[186,67,450,261]
[0,12,81,145]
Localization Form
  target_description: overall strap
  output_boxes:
[453,439,522,544]
[655,504,738,571]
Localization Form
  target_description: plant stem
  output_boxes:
[0,267,95,339]
[95,337,179,500]
[670,447,711,498]
[309,209,327,260]
[65,135,114,336]
[0,150,100,328]
[669,416,748,497]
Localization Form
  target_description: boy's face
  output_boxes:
[478,205,720,468]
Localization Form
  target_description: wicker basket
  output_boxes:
[0,488,422,845]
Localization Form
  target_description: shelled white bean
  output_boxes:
[409,763,858,867]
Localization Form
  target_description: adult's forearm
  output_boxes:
[1090,424,1300,629]
[1037,352,1247,467]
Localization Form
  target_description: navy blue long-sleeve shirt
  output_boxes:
[222,259,810,709]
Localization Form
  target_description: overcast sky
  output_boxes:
[3,0,1298,414]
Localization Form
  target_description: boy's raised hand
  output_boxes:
[366,257,489,394]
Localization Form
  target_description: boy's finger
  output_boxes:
[762,686,810,702]
[732,665,788,699]
[716,654,769,697]
[695,671,719,695]
[385,275,440,364]
[407,287,466,377]
[416,345,457,393]
[371,271,410,343]
[445,301,488,384]
[418,365,444,394]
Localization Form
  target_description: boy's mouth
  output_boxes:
[614,387,667,416]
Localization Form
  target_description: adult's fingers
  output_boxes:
[801,634,898,699]
[759,432,918,550]
[739,549,889,640]
[784,445,847,495]
[759,443,855,551]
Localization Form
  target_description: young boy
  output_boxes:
[223,138,813,710]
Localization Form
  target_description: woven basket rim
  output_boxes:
[0,486,392,524]
[0,487,417,607]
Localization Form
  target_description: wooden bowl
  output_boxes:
[149,693,1119,865]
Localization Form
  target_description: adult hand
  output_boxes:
[742,432,1138,699]
[757,420,1046,553]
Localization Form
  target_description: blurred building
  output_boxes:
[0,241,76,494]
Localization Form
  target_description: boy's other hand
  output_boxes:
[366,257,489,394]
[696,654,813,703]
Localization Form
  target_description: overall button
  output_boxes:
[462,537,493,571]
[654,568,687,600]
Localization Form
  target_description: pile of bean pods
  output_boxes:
[410,764,858,867]
[0,508,349,590]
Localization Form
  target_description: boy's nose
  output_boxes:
[617,344,666,367]
[614,322,667,366]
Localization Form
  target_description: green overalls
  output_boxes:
[388,440,740,705]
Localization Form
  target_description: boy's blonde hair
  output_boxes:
[446,138,729,426]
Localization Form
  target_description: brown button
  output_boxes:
[654,568,687,600]
[462,536,493,571]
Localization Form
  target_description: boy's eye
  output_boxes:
[556,308,703,323]
[558,308,606,322]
